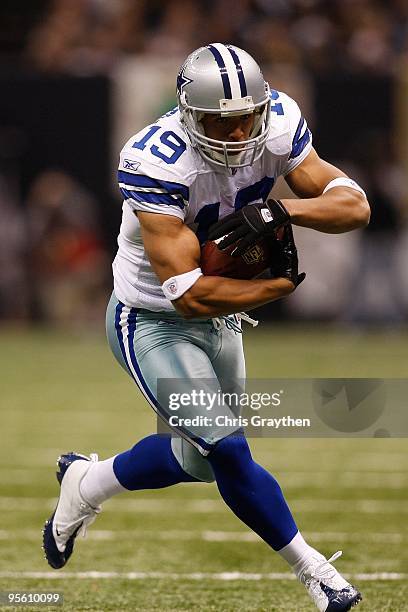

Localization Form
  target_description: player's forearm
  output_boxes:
[282,189,370,233]
[174,276,294,318]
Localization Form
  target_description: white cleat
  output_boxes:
[43,452,101,569]
[298,551,362,611]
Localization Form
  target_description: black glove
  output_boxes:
[270,225,306,288]
[208,199,290,256]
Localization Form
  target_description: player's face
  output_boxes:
[201,113,255,154]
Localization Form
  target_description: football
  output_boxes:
[200,236,273,280]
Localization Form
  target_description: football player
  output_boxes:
[43,44,369,611]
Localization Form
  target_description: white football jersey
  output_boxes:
[113,90,312,311]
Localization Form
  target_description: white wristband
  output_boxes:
[322,177,366,198]
[162,268,203,301]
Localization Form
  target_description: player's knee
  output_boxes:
[208,434,252,472]
[171,437,215,482]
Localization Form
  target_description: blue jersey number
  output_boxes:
[132,125,160,151]
[270,89,284,116]
[194,203,220,244]
[132,126,186,165]
[194,176,274,243]
[234,176,275,212]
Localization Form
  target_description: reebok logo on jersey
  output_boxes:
[123,159,140,170]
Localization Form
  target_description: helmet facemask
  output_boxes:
[177,44,272,169]
[180,100,271,169]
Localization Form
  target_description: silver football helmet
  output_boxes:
[177,43,271,169]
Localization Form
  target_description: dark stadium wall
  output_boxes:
[0,74,110,201]
[312,74,393,161]
[0,73,122,251]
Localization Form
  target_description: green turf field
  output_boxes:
[1,325,408,611]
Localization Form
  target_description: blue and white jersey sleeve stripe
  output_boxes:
[118,170,189,220]
[289,117,311,160]
[280,94,313,176]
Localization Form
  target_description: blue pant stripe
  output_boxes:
[126,308,160,410]
[114,302,134,379]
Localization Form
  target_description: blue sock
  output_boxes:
[208,434,298,550]
[113,434,198,490]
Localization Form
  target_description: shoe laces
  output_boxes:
[309,551,343,582]
[59,508,98,540]
[78,507,100,538]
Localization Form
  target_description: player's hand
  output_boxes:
[208,199,290,256]
[270,225,306,288]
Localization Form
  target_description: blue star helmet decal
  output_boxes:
[177,63,193,95]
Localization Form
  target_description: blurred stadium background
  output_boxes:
[1,1,408,610]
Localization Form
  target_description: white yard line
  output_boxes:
[0,571,405,581]
[0,529,404,544]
